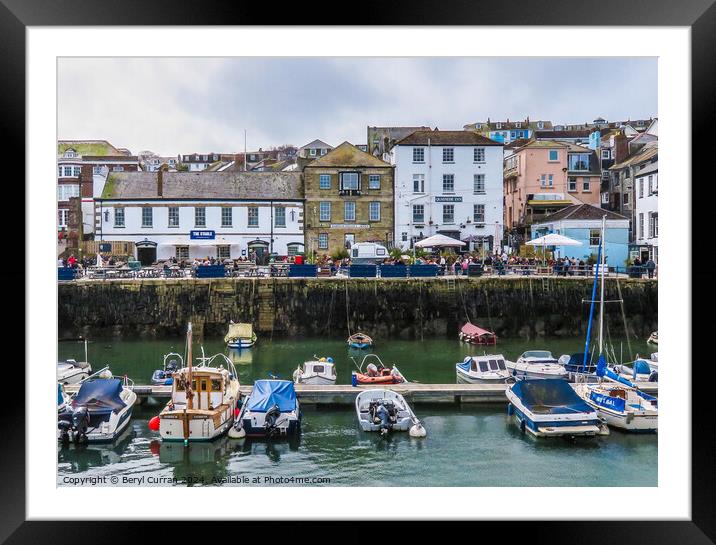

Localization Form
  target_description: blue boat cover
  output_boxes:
[510,379,592,415]
[564,353,597,373]
[72,378,126,412]
[457,357,472,372]
[246,380,297,413]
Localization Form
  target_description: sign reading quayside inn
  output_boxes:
[190,230,216,240]
[323,224,370,229]
[434,196,463,202]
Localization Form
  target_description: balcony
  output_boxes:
[338,189,362,197]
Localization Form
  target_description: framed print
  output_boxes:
[3,0,713,542]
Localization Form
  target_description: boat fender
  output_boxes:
[326,357,334,363]
[507,403,514,416]
[228,425,246,439]
[409,422,427,438]
[519,418,526,434]
[148,416,160,431]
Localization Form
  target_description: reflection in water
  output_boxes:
[228,348,254,366]
[58,427,134,473]
[158,437,239,486]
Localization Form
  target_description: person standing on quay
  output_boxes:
[645,258,656,278]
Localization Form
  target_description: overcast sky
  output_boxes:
[58,57,657,156]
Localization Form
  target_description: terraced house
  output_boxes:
[303,142,395,256]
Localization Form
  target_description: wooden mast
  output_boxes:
[186,322,193,410]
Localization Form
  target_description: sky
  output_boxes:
[58,57,657,156]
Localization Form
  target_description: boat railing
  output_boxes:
[195,351,239,379]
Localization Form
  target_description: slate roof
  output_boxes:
[395,130,501,146]
[304,141,392,168]
[535,130,591,139]
[609,143,658,170]
[299,139,333,150]
[100,171,303,200]
[537,203,629,223]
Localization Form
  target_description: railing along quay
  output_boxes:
[63,382,658,406]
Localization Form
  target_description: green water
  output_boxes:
[57,336,658,487]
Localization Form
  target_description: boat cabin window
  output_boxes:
[313,365,325,374]
[522,350,553,359]
[496,359,506,370]
[488,359,499,371]
[200,379,208,391]
[478,360,489,372]
[470,360,478,372]
[211,379,222,391]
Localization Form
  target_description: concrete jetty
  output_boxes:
[63,382,658,406]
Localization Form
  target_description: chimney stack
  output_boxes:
[157,164,168,196]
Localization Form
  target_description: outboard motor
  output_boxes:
[58,419,72,444]
[71,406,90,443]
[366,363,378,377]
[166,359,179,374]
[375,403,392,435]
[264,404,282,436]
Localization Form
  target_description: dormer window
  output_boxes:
[64,150,76,158]
[515,122,521,128]
[495,123,502,129]
[537,122,544,129]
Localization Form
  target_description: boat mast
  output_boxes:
[598,215,606,356]
[186,322,194,410]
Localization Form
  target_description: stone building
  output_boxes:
[303,142,395,257]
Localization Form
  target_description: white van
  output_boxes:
[350,242,389,264]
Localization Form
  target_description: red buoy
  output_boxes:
[234,408,240,418]
[148,415,160,431]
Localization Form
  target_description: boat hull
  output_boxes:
[160,409,235,442]
[295,375,336,386]
[240,418,301,438]
[456,367,512,384]
[227,339,255,349]
[348,342,371,349]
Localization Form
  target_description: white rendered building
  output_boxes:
[633,161,658,263]
[390,130,504,252]
[95,171,304,264]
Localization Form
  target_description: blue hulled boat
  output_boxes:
[506,378,609,438]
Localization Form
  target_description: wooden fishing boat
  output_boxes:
[155,323,241,443]
[347,332,373,349]
[351,354,406,385]
[225,322,257,349]
[458,323,497,345]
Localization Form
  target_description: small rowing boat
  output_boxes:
[347,332,373,349]
[458,323,497,345]
[351,354,406,385]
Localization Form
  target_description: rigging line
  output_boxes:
[325,284,336,335]
[615,277,633,361]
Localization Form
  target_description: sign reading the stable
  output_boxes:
[435,196,463,202]
[190,230,216,240]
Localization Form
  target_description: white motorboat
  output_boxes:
[156,324,241,443]
[57,359,92,384]
[505,378,610,438]
[224,322,257,349]
[57,338,92,384]
[293,356,337,385]
[232,380,301,438]
[455,355,513,384]
[505,350,568,380]
[573,358,658,433]
[355,389,426,437]
[58,370,137,444]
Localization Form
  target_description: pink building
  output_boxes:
[503,140,601,235]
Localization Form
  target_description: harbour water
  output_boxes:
[57,336,658,487]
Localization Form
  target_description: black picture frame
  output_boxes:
[4,0,710,542]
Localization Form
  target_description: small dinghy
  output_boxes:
[231,380,301,438]
[458,323,497,345]
[456,355,514,384]
[151,352,182,386]
[355,389,426,437]
[347,332,373,349]
[573,357,658,433]
[225,322,257,349]
[505,350,568,380]
[293,356,336,385]
[58,370,137,444]
[351,354,406,385]
[505,378,609,438]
